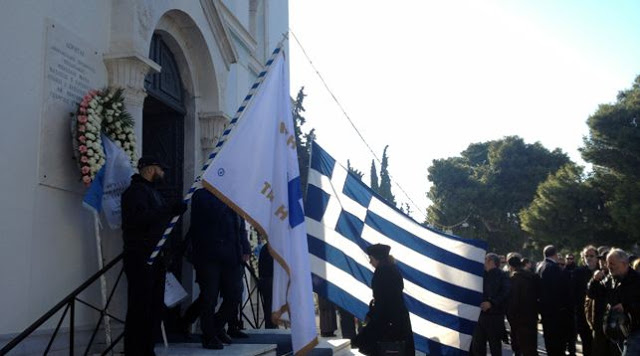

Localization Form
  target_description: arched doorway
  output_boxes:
[143,33,185,330]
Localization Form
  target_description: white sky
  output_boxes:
[288,1,640,220]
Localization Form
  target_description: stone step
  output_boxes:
[155,343,277,356]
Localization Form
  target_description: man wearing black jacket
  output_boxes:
[471,252,510,355]
[188,188,250,349]
[121,157,187,356]
[605,248,640,355]
[507,255,540,356]
[537,245,573,356]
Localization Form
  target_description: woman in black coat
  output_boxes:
[352,244,415,355]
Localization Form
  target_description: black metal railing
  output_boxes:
[1,254,125,356]
[2,255,269,355]
[241,261,266,329]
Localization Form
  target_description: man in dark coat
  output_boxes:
[121,156,187,356]
[507,255,540,356]
[536,245,573,356]
[471,253,510,356]
[571,245,598,356]
[352,244,414,355]
[188,188,250,349]
[586,246,621,356]
[605,248,640,355]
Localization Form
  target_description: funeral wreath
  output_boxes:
[71,88,137,186]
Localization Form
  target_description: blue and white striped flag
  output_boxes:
[306,142,487,355]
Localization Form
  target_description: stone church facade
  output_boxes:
[0,0,288,347]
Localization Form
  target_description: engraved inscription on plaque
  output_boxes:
[39,19,105,192]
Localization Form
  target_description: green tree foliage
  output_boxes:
[580,75,640,242]
[519,164,624,249]
[378,146,396,205]
[347,160,364,180]
[292,87,316,201]
[370,160,379,192]
[427,136,570,252]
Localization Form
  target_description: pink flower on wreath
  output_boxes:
[89,90,98,96]
[79,145,88,153]
[78,135,86,143]
[82,176,92,185]
[79,107,87,113]
[81,156,89,163]
[81,166,90,174]
[78,115,88,124]
[78,125,86,132]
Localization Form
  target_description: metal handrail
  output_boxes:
[1,254,124,355]
[2,254,270,355]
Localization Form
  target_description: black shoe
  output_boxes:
[321,332,336,337]
[216,330,233,344]
[202,336,224,350]
[228,329,249,338]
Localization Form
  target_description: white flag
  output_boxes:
[202,51,318,355]
[101,134,134,229]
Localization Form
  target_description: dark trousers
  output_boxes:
[183,296,202,325]
[541,312,570,356]
[337,306,357,340]
[123,250,165,356]
[576,314,593,356]
[509,321,538,356]
[593,328,622,356]
[259,277,276,328]
[319,297,337,334]
[195,262,243,342]
[471,313,504,356]
[566,310,577,356]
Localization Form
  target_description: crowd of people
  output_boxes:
[119,157,640,356]
[472,244,640,356]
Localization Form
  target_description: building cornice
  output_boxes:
[200,0,238,70]
[216,0,258,54]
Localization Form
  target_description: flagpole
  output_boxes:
[147,34,289,265]
[92,211,113,353]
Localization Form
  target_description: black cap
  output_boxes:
[366,244,391,260]
[137,156,169,170]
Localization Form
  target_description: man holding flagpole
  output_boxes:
[201,47,318,355]
[121,157,187,355]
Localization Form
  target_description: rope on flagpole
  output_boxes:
[147,35,289,265]
[289,29,428,221]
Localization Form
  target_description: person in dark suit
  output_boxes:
[258,240,276,329]
[187,188,250,349]
[507,255,540,356]
[536,245,573,356]
[571,245,598,356]
[121,156,187,356]
[352,244,414,356]
[471,253,511,356]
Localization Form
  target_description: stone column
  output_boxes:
[198,111,230,164]
[103,52,161,158]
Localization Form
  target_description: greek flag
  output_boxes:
[306,142,487,355]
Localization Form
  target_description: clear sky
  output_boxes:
[288,0,640,220]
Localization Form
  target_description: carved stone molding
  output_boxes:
[199,111,231,154]
[200,0,238,69]
[103,52,161,106]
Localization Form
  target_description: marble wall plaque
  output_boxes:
[39,19,105,192]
